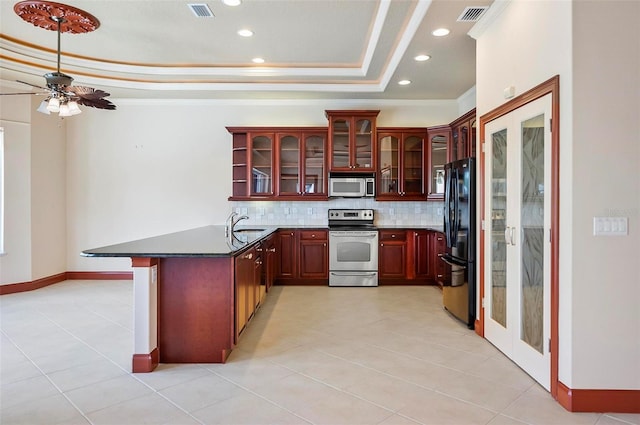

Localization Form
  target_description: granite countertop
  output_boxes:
[82,225,278,258]
[81,224,445,259]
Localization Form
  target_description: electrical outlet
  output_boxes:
[307,207,313,215]
[284,207,290,215]
[241,207,248,215]
[389,208,395,215]
[437,208,443,216]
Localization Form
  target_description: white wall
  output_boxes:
[66,99,458,272]
[0,89,66,284]
[474,0,639,390]
[570,1,640,389]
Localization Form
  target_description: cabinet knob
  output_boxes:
[380,243,384,247]
[323,243,327,247]
[312,234,316,238]
[268,248,276,253]
[391,234,396,238]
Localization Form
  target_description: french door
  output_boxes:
[484,94,552,390]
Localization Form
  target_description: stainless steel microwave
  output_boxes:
[329,176,375,198]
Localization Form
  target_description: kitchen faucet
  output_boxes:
[225,212,250,236]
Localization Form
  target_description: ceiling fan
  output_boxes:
[0,1,116,117]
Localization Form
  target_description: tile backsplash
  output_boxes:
[230,199,444,227]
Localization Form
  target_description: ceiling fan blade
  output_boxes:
[67,86,116,110]
[16,80,49,91]
[74,97,116,110]
[0,92,45,96]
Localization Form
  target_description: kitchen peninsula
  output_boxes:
[82,225,277,373]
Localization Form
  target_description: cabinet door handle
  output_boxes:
[268,248,276,253]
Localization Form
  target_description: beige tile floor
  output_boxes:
[1,280,638,425]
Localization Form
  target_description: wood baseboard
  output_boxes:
[557,381,640,413]
[66,271,133,280]
[0,271,133,295]
[132,348,159,373]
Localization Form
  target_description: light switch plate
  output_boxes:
[593,217,628,236]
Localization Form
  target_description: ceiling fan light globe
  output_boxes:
[47,97,60,112]
[37,100,51,114]
[67,101,82,115]
[58,103,71,117]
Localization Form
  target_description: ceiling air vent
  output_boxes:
[188,3,214,18]
[457,6,489,22]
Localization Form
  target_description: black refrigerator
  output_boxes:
[442,157,476,329]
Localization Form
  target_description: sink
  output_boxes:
[233,228,266,233]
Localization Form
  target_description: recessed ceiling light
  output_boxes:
[252,57,265,64]
[432,28,450,37]
[398,80,411,86]
[414,54,431,62]
[237,29,253,37]
[222,0,241,6]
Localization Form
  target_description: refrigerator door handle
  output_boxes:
[440,254,468,268]
[504,227,511,245]
[510,226,516,246]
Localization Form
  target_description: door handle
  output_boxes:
[504,228,511,245]
[510,227,516,246]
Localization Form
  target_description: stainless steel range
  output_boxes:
[328,209,379,287]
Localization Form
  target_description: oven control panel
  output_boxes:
[328,209,374,220]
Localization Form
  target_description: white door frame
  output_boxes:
[477,75,560,399]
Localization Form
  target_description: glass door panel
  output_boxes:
[354,118,373,168]
[491,128,508,327]
[303,134,325,195]
[403,135,423,195]
[430,135,448,196]
[331,118,350,169]
[379,134,399,195]
[520,114,545,353]
[251,134,272,195]
[278,134,300,195]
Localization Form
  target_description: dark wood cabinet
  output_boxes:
[450,108,476,160]
[379,230,408,282]
[277,130,328,199]
[235,246,261,338]
[299,230,328,279]
[411,230,432,281]
[377,128,427,201]
[326,110,379,172]
[276,229,328,284]
[260,234,277,303]
[277,229,297,279]
[426,126,451,201]
[227,127,328,201]
[431,231,450,288]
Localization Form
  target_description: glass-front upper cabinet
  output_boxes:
[302,132,327,197]
[326,110,379,172]
[426,126,451,200]
[277,130,327,198]
[250,133,274,196]
[450,108,476,160]
[377,129,426,200]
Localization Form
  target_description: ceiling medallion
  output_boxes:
[13,1,100,34]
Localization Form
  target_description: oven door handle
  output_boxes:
[330,272,378,277]
[329,232,378,239]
